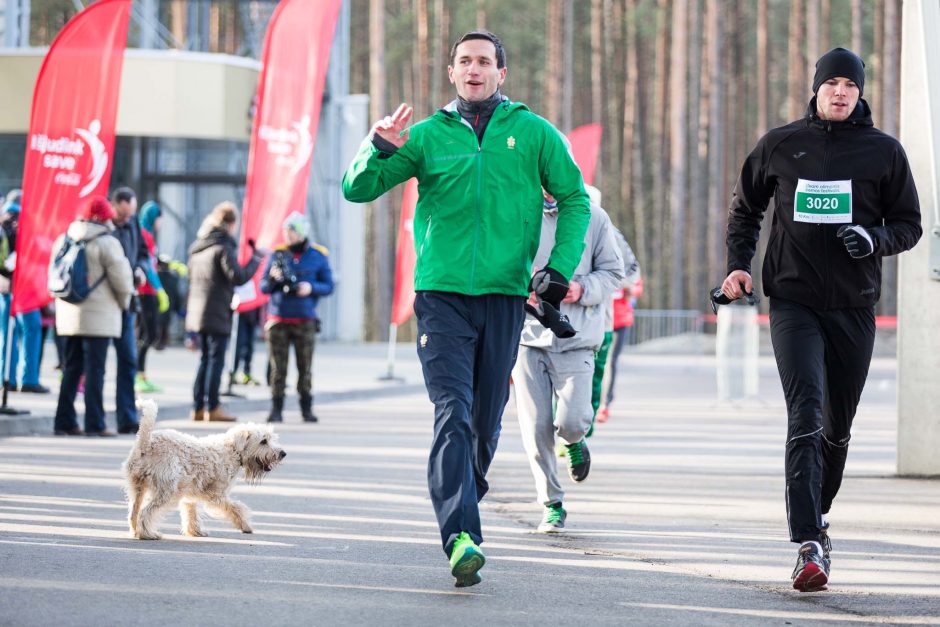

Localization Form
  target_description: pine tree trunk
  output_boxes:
[607,0,625,220]
[668,0,688,309]
[687,0,706,306]
[652,0,670,309]
[705,0,724,285]
[806,0,819,69]
[415,0,429,119]
[624,0,643,269]
[756,0,768,138]
[544,0,562,125]
[851,0,863,55]
[787,0,806,121]
[590,0,603,128]
[368,0,390,340]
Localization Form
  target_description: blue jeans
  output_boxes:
[194,332,229,411]
[9,308,42,387]
[111,311,138,429]
[55,336,110,433]
[231,312,258,375]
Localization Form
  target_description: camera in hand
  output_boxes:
[271,252,299,295]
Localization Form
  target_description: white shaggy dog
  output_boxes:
[123,400,286,540]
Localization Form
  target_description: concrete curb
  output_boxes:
[0,382,428,437]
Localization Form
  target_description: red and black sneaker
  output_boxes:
[791,542,830,592]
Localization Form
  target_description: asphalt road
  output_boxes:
[1,347,938,626]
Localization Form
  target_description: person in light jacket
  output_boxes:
[512,191,624,533]
[51,196,134,437]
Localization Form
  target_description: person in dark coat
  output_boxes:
[720,48,921,592]
[185,201,265,422]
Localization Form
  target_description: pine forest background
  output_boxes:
[349,0,904,341]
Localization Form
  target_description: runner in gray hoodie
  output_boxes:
[513,191,624,533]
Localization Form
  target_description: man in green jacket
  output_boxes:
[343,30,590,587]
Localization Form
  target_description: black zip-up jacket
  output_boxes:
[112,214,149,274]
[727,98,922,310]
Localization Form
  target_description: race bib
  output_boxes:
[794,179,852,223]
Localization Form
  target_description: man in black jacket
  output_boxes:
[109,187,150,434]
[721,48,921,592]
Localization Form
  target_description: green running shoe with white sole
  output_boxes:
[449,532,485,587]
[537,503,567,533]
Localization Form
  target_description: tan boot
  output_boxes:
[206,406,237,422]
[190,409,206,421]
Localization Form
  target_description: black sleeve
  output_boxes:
[869,143,923,257]
[726,139,775,275]
[220,242,261,287]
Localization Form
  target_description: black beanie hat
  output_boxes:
[812,47,865,96]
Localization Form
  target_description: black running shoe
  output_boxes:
[565,439,591,482]
[791,542,829,592]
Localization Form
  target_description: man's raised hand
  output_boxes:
[372,103,413,149]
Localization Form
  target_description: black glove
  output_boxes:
[525,301,576,338]
[836,225,875,258]
[709,285,759,314]
[528,267,569,310]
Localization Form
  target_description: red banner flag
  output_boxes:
[567,123,602,186]
[235,0,342,312]
[390,178,418,326]
[13,0,131,315]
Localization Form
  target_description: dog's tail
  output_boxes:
[134,399,158,452]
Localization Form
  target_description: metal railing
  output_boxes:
[629,309,705,346]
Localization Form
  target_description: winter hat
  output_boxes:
[139,200,162,233]
[812,47,865,96]
[282,211,308,237]
[2,189,21,214]
[80,195,116,222]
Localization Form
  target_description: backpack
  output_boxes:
[48,232,108,304]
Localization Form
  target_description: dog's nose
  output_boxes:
[279,450,287,460]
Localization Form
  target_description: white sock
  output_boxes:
[821,514,829,528]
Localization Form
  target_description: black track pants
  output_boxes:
[414,291,525,556]
[769,298,875,544]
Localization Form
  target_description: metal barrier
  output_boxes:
[629,309,706,346]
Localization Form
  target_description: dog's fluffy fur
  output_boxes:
[123,400,286,540]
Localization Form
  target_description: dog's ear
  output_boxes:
[231,428,252,451]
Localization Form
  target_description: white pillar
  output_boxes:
[897,0,940,476]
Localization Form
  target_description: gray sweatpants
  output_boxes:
[512,345,595,506]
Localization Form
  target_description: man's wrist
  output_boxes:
[371,134,399,155]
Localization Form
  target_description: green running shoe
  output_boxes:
[449,532,485,587]
[565,438,591,482]
[537,502,567,533]
[134,374,163,393]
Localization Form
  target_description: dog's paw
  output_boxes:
[240,527,253,534]
[183,529,207,538]
[136,531,162,541]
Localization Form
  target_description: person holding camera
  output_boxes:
[260,212,334,423]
